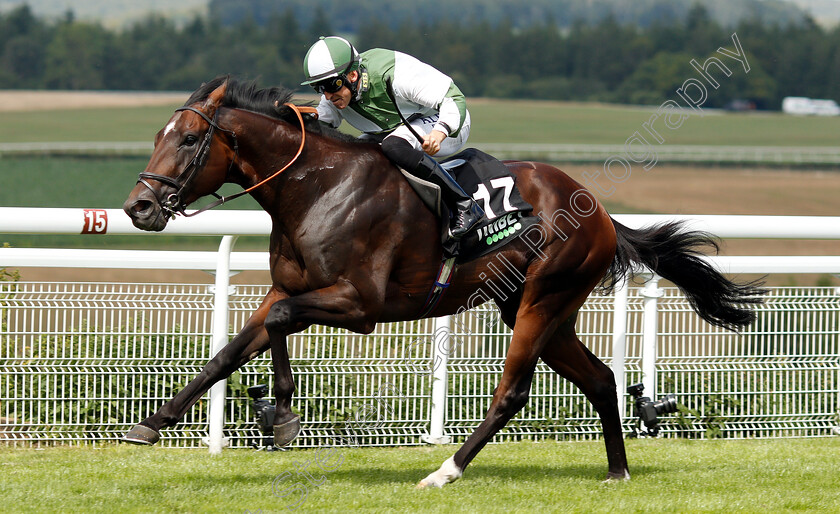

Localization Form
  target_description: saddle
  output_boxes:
[400,148,540,263]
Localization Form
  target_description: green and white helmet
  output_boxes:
[301,36,361,86]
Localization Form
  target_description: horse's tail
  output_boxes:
[605,218,767,331]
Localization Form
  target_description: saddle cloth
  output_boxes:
[400,148,540,263]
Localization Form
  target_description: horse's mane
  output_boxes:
[184,75,358,144]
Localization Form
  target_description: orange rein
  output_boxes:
[169,102,320,217]
[240,103,319,195]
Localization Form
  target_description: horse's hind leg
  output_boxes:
[540,313,629,480]
[123,289,283,445]
[417,295,576,488]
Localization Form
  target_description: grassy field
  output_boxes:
[0,156,267,251]
[0,105,186,143]
[2,96,840,146]
[1,438,838,513]
[2,95,840,282]
[468,99,840,146]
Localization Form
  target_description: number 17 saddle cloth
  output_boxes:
[400,147,541,264]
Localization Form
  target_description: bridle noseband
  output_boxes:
[136,103,315,219]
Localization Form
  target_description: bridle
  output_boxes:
[136,102,316,219]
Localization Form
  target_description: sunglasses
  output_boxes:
[312,75,347,95]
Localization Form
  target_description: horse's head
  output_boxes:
[123,81,237,231]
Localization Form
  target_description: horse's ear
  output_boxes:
[202,80,228,117]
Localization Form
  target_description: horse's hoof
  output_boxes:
[273,415,301,447]
[416,456,462,489]
[415,479,439,490]
[604,470,631,482]
[123,424,160,445]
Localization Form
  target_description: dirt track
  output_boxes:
[562,165,840,217]
[561,164,840,285]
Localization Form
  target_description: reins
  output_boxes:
[385,77,425,144]
[238,104,316,195]
[137,102,317,218]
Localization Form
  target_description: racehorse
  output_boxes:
[122,76,764,488]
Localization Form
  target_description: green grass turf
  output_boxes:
[0,156,266,250]
[1,438,838,512]
[468,100,840,146]
[0,105,184,143]
[0,156,155,208]
[2,99,840,146]
[2,98,838,250]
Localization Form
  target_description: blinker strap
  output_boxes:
[169,118,217,215]
[139,106,232,217]
[175,106,237,137]
[176,106,213,124]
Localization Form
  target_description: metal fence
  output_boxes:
[2,209,839,449]
[2,281,838,448]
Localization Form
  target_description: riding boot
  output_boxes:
[413,154,485,240]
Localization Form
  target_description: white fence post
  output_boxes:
[836,283,840,436]
[422,315,452,444]
[207,235,238,454]
[640,275,663,398]
[611,277,629,419]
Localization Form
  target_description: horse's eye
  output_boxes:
[183,135,199,147]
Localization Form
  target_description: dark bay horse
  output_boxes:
[122,77,764,488]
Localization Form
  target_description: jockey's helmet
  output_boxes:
[301,36,361,87]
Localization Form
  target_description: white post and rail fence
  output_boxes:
[1,208,839,450]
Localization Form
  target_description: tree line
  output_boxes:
[1,4,838,109]
[207,0,807,32]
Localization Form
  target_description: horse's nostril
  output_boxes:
[132,200,153,214]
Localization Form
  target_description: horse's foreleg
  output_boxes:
[264,279,381,447]
[268,330,299,447]
[123,289,283,445]
[417,303,561,488]
[540,315,630,480]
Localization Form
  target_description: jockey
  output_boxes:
[302,36,485,241]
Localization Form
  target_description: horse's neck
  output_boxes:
[227,112,306,205]
[232,110,384,229]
